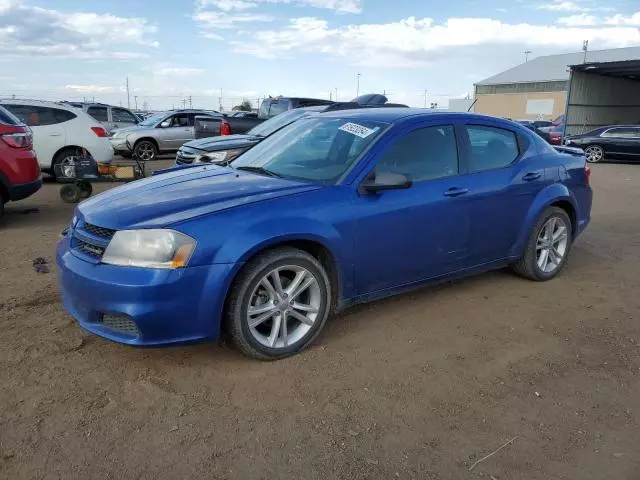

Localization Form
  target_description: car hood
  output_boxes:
[183,134,260,152]
[78,166,322,229]
[112,125,148,135]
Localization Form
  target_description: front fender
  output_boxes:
[510,183,577,258]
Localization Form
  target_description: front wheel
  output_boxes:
[224,247,332,360]
[512,207,572,281]
[134,140,158,161]
[584,145,604,163]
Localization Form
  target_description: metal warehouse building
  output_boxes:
[474,46,640,122]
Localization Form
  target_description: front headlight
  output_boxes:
[195,149,243,164]
[102,229,196,269]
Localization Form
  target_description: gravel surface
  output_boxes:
[1,162,639,479]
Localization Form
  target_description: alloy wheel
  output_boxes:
[246,265,321,349]
[584,145,603,163]
[135,142,156,161]
[536,216,569,274]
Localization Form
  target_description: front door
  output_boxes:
[354,123,470,295]
[456,123,552,266]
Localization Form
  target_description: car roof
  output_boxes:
[317,108,511,124]
[0,98,78,111]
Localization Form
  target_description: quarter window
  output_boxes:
[465,125,519,172]
[375,125,459,182]
[87,106,109,122]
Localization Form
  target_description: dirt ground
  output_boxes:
[1,161,639,480]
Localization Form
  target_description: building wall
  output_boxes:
[474,91,567,120]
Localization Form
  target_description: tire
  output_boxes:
[0,195,4,220]
[512,207,572,281]
[77,181,93,199]
[60,184,81,204]
[52,148,79,179]
[224,247,332,360]
[584,144,604,163]
[133,140,158,161]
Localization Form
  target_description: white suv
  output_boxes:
[0,99,114,176]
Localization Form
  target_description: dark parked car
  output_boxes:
[258,96,334,120]
[565,125,640,163]
[57,109,592,359]
[177,97,410,166]
[229,111,258,118]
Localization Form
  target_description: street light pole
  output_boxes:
[524,50,532,62]
[356,73,361,97]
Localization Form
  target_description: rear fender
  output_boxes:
[510,183,577,258]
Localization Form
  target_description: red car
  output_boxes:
[0,105,41,218]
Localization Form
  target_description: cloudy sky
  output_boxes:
[0,0,639,110]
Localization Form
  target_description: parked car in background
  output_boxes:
[64,102,140,133]
[0,105,41,218]
[176,96,410,166]
[0,99,113,177]
[228,111,258,118]
[109,109,223,160]
[258,96,335,119]
[565,125,640,163]
[547,124,564,146]
[58,109,591,359]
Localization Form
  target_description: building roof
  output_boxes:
[476,46,640,86]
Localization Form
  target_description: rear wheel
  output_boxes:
[512,207,572,281]
[134,140,158,161]
[0,195,4,220]
[584,145,604,163]
[52,148,79,179]
[224,247,332,360]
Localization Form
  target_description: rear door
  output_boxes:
[455,123,553,267]
[111,107,138,131]
[599,127,638,156]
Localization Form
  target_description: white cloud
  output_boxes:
[557,13,598,25]
[231,16,640,67]
[155,67,205,76]
[605,12,640,26]
[198,0,257,11]
[558,11,640,26]
[193,10,274,29]
[536,0,613,12]
[0,0,158,58]
[64,84,119,94]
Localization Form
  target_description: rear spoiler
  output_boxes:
[554,145,584,157]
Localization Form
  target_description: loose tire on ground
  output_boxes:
[77,181,93,199]
[512,206,573,281]
[224,247,332,360]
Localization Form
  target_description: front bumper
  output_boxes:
[109,137,131,154]
[56,235,234,346]
[9,176,42,201]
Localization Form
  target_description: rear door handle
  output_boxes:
[48,133,62,137]
[443,187,469,197]
[522,171,542,181]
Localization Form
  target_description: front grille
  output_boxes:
[77,240,105,258]
[176,148,197,164]
[100,314,140,336]
[84,222,116,239]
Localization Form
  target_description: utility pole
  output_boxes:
[126,77,130,109]
[424,90,428,108]
[582,39,589,63]
[134,96,138,111]
[329,90,332,101]
[356,73,361,97]
[219,88,223,112]
[335,88,338,101]
[188,96,192,108]
[524,50,532,62]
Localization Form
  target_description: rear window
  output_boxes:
[0,106,21,125]
[3,104,76,126]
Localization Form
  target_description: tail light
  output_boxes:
[585,164,591,186]
[0,124,32,148]
[91,126,108,137]
[220,121,231,136]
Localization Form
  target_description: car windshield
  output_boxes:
[139,113,167,127]
[233,116,386,184]
[248,108,322,138]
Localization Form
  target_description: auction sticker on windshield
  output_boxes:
[339,122,377,139]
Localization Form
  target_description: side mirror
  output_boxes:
[361,172,412,194]
[160,120,171,128]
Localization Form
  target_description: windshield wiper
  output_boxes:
[235,165,282,178]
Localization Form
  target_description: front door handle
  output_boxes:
[443,187,469,197]
[522,171,542,181]
[48,133,62,137]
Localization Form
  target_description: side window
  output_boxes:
[87,106,108,122]
[465,125,519,172]
[375,125,459,182]
[171,114,189,127]
[602,127,636,138]
[3,105,75,126]
[112,108,137,123]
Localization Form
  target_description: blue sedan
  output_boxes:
[56,109,592,359]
